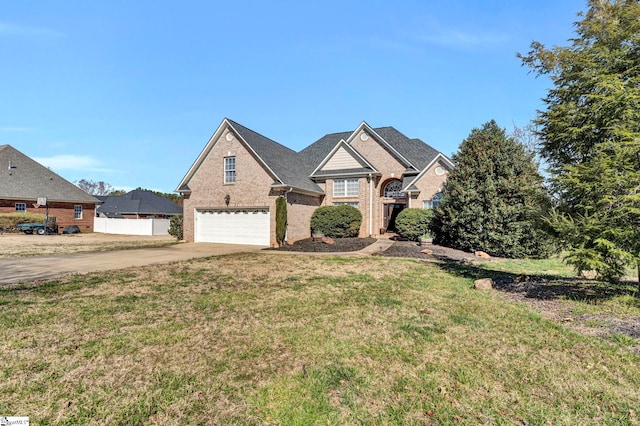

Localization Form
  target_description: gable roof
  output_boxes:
[0,145,100,204]
[97,189,182,216]
[300,122,447,175]
[372,127,442,171]
[176,118,323,195]
[310,139,379,178]
[177,119,450,196]
[227,120,323,194]
[403,152,455,191]
[298,130,353,172]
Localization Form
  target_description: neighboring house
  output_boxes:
[96,189,182,219]
[177,118,453,246]
[0,144,100,232]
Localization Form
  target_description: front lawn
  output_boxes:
[1,254,639,424]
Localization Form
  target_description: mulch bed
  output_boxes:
[267,237,377,252]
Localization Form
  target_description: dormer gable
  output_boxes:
[310,139,379,179]
[345,122,419,171]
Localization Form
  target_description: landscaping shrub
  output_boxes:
[395,208,434,241]
[276,196,287,246]
[0,212,46,229]
[432,120,553,258]
[168,214,183,241]
[311,205,362,238]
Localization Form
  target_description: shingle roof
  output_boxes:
[178,119,450,197]
[373,128,441,171]
[0,145,100,203]
[299,126,443,173]
[227,120,323,194]
[298,130,353,173]
[97,189,182,215]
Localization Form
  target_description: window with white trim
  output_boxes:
[383,180,405,198]
[15,203,26,213]
[333,202,359,208]
[74,205,83,219]
[333,178,358,197]
[224,157,236,184]
[423,192,443,209]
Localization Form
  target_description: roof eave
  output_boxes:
[403,153,454,190]
[347,122,417,170]
[270,183,324,196]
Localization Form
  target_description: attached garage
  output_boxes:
[194,208,270,246]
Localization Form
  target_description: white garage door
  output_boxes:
[195,208,270,246]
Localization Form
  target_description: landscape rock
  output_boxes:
[420,248,433,255]
[580,270,598,279]
[321,236,335,245]
[473,278,494,290]
[474,251,491,259]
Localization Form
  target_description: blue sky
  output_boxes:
[1,1,585,193]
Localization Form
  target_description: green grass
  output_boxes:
[0,254,639,424]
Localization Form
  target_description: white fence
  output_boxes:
[93,217,171,236]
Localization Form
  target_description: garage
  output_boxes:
[195,208,270,246]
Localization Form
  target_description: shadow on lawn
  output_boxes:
[435,259,639,304]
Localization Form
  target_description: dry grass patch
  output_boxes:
[1,254,639,424]
[0,233,177,258]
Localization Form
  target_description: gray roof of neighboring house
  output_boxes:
[97,190,182,215]
[0,144,101,203]
[228,119,324,194]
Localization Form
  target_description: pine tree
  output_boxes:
[519,0,640,285]
[432,120,552,258]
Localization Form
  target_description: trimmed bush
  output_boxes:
[168,214,183,241]
[311,205,362,238]
[395,208,434,241]
[276,196,287,246]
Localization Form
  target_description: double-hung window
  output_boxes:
[74,205,83,219]
[334,178,359,197]
[224,157,236,184]
[15,202,26,213]
[423,192,443,209]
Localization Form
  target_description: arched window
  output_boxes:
[383,180,405,198]
[423,192,443,209]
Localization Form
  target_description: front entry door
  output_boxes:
[383,203,406,233]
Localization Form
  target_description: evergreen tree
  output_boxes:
[432,120,552,258]
[519,0,640,284]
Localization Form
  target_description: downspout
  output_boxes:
[368,174,373,237]
[407,191,412,208]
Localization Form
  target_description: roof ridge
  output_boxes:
[226,118,299,155]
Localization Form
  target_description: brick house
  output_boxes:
[176,118,452,246]
[0,145,101,232]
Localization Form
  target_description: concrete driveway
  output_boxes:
[0,243,264,285]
